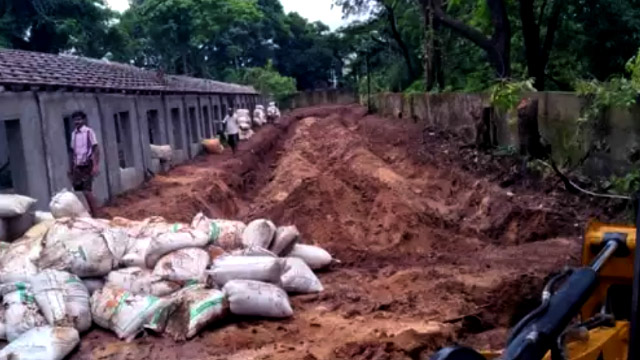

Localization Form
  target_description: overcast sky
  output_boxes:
[105,0,351,30]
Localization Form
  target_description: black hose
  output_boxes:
[507,269,574,343]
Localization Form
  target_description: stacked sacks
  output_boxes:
[196,214,332,318]
[0,190,334,357]
[0,194,38,243]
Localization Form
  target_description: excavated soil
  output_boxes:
[79,105,621,360]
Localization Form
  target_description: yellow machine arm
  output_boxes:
[431,221,638,360]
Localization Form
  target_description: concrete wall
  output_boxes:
[36,92,111,205]
[0,90,258,206]
[0,92,50,209]
[369,91,640,179]
[199,96,214,139]
[184,96,202,158]
[164,95,188,164]
[135,96,167,175]
[287,90,357,109]
[371,93,487,144]
[210,95,223,134]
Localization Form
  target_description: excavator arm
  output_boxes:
[431,215,640,360]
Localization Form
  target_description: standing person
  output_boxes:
[68,111,100,216]
[223,108,240,154]
[266,101,281,123]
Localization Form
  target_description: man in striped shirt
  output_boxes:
[68,111,100,216]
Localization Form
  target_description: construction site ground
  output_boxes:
[77,105,621,360]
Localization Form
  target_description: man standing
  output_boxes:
[222,108,240,154]
[68,111,100,216]
[266,101,281,123]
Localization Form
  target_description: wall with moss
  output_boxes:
[369,92,640,179]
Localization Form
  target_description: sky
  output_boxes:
[105,0,352,30]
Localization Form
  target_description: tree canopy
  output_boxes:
[1,0,640,94]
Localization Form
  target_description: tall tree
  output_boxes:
[335,0,424,90]
[420,0,511,78]
[0,0,116,57]
[519,0,564,90]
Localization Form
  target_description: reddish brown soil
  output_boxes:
[79,104,622,360]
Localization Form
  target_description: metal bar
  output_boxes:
[590,240,619,273]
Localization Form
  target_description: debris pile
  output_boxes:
[0,192,333,359]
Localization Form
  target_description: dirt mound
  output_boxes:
[101,118,294,222]
[83,104,620,360]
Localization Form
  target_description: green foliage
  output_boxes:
[3,0,640,98]
[0,0,115,56]
[403,79,426,94]
[337,0,423,92]
[606,169,640,196]
[225,61,297,101]
[575,77,638,125]
[106,0,343,89]
[489,78,536,113]
[626,48,640,89]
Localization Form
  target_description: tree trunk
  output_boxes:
[520,0,563,90]
[433,18,445,89]
[486,0,511,78]
[520,0,543,89]
[424,0,511,78]
[182,54,188,75]
[421,0,445,90]
[385,4,418,81]
[517,98,545,158]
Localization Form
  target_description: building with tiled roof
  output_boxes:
[0,49,262,208]
[0,49,257,94]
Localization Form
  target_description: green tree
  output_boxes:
[226,61,297,101]
[274,13,343,90]
[0,0,116,57]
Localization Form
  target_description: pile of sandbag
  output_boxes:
[0,194,40,243]
[0,190,334,358]
[150,144,173,162]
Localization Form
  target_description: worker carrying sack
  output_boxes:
[31,270,92,333]
[223,280,293,318]
[0,326,80,360]
[208,256,283,287]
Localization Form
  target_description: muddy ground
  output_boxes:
[77,105,623,360]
